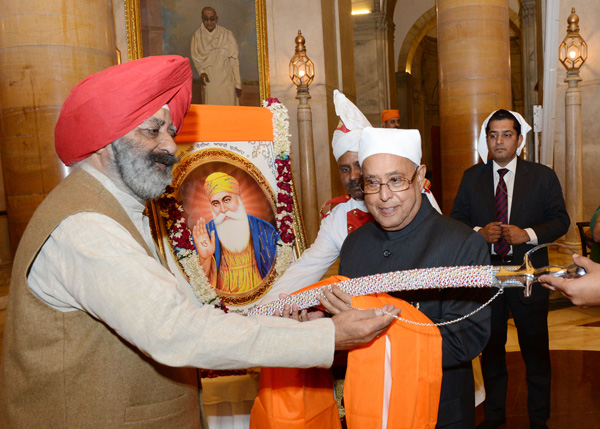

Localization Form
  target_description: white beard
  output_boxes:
[213,200,251,253]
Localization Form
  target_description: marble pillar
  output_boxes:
[520,0,539,160]
[0,0,116,255]
[437,0,512,213]
[353,10,394,126]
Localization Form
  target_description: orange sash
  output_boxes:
[345,294,442,428]
[250,277,345,429]
[250,281,443,429]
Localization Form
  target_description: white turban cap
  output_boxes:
[331,89,371,161]
[477,110,532,164]
[358,127,422,167]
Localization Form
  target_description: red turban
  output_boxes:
[55,55,193,166]
[381,109,400,123]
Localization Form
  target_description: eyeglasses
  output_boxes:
[361,167,419,195]
[202,16,216,22]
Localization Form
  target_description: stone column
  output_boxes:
[437,0,512,213]
[520,0,539,160]
[563,72,584,248]
[296,89,319,245]
[0,0,116,254]
[353,9,393,126]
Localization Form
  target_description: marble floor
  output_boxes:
[1,267,599,428]
[475,303,600,428]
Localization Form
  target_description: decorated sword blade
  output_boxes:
[248,265,501,317]
[247,243,586,317]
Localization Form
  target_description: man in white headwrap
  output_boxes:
[338,126,491,428]
[450,109,569,429]
[263,91,440,301]
[261,90,372,301]
[191,7,242,105]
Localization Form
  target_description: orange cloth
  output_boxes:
[345,294,443,429]
[250,367,342,429]
[55,55,192,166]
[251,279,443,429]
[250,277,345,429]
[381,109,400,123]
[175,104,274,143]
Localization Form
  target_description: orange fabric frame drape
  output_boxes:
[175,104,274,143]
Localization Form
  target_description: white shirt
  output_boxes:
[28,164,334,370]
[474,157,538,255]
[262,198,368,302]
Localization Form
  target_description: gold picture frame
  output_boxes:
[150,147,279,306]
[124,0,270,102]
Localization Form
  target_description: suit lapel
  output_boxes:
[510,158,528,224]
[483,163,496,221]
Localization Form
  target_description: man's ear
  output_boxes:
[518,134,524,146]
[416,164,427,187]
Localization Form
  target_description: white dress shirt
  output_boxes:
[474,157,537,255]
[263,198,368,302]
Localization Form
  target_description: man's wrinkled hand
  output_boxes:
[332,305,400,350]
[317,285,352,315]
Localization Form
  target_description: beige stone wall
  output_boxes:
[553,0,600,221]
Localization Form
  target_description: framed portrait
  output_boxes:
[148,104,306,309]
[124,0,270,106]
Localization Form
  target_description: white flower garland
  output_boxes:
[263,99,296,281]
[158,99,297,306]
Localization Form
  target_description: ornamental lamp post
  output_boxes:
[559,8,587,249]
[289,30,319,244]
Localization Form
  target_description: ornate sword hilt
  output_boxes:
[492,243,586,297]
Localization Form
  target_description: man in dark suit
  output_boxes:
[340,127,491,428]
[451,109,570,429]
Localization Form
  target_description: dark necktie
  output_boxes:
[494,168,510,257]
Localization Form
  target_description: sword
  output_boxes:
[247,243,586,317]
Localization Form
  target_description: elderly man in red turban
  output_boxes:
[0,56,399,428]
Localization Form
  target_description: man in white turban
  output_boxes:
[451,109,569,429]
[191,7,242,105]
[262,90,372,301]
[339,126,492,428]
[265,91,441,301]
